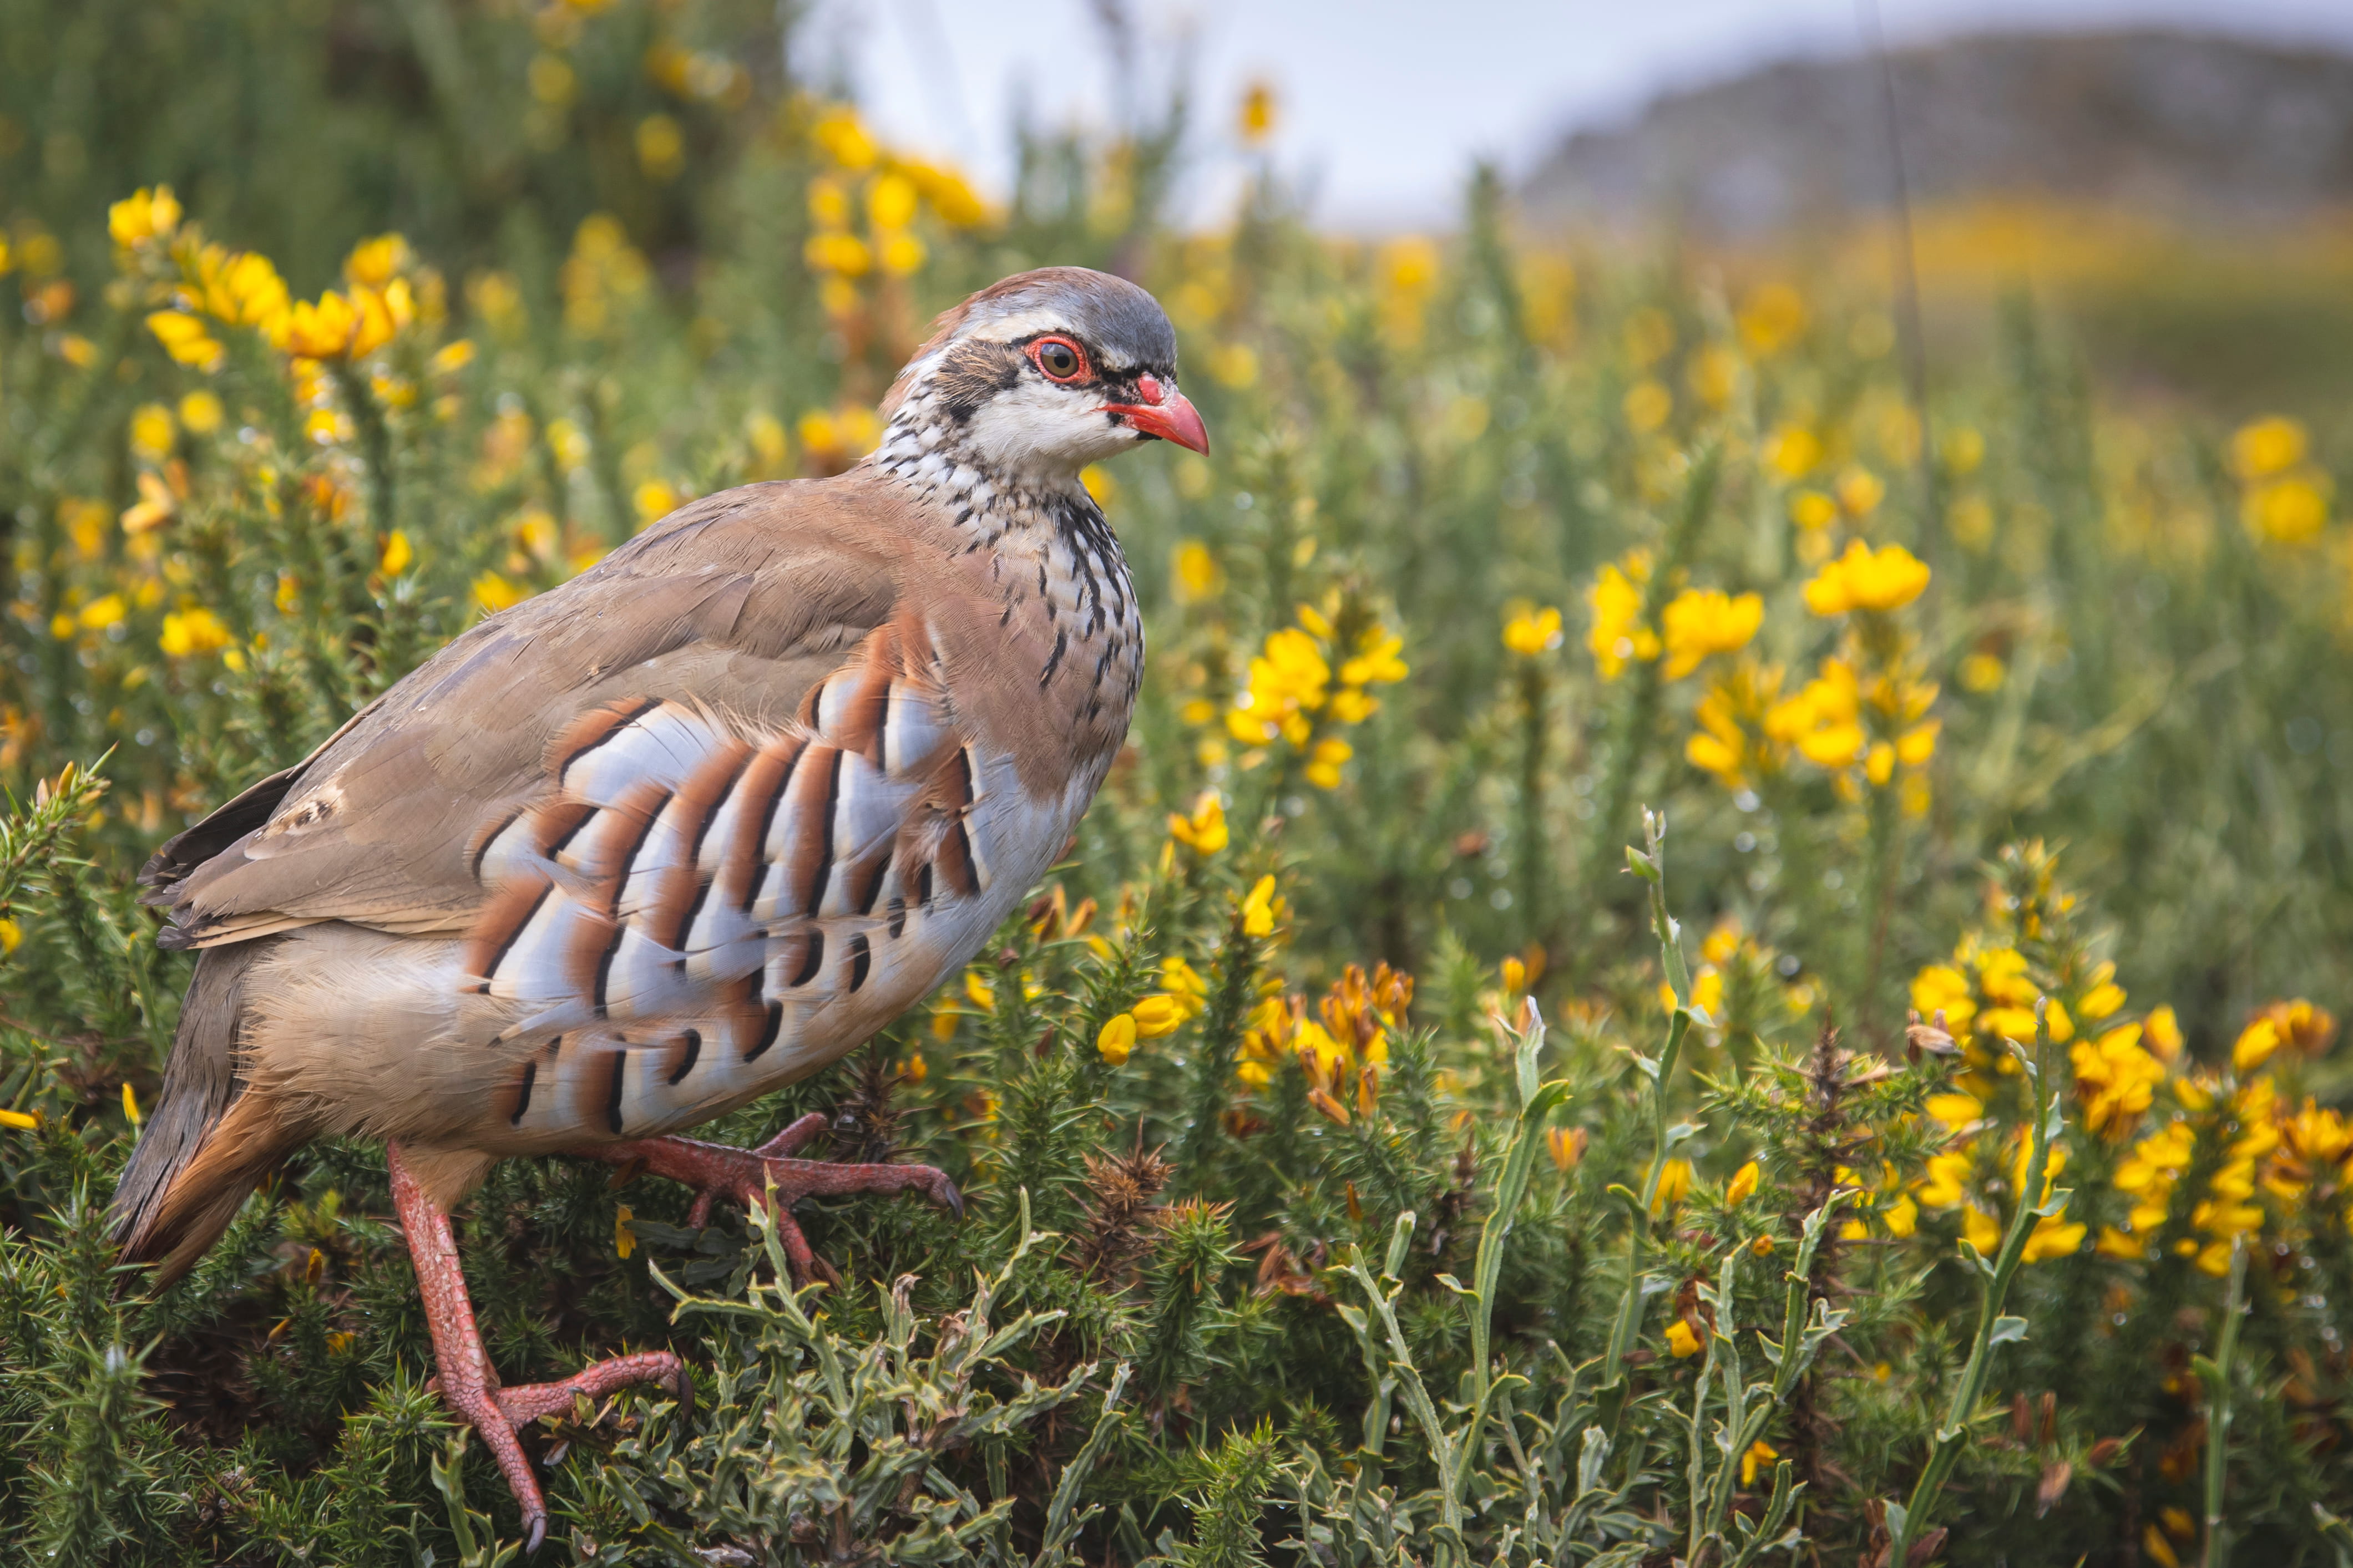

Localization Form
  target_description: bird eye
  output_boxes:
[1031,337,1087,382]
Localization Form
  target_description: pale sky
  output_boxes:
[808,0,2353,229]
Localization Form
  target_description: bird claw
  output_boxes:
[590,1117,964,1285]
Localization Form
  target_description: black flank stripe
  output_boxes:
[591,920,626,1018]
[887,895,907,938]
[558,697,661,786]
[746,999,784,1063]
[916,861,934,908]
[509,1060,537,1126]
[847,933,872,992]
[541,802,598,861]
[469,805,525,880]
[1040,627,1066,687]
[856,857,888,915]
[668,1028,701,1085]
[604,1051,628,1135]
[685,749,753,866]
[1000,601,1014,626]
[676,877,713,956]
[607,789,672,913]
[741,746,801,912]
[805,750,843,916]
[480,882,554,986]
[791,930,826,987]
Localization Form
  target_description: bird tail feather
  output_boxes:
[111,940,308,1282]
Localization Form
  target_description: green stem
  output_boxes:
[1586,445,1722,901]
[1860,767,1902,1043]
[2200,1240,2248,1568]
[1891,1001,2069,1561]
[1173,909,1262,1185]
[333,361,396,537]
[1514,659,1547,944]
[1602,809,1694,1388]
[1451,1009,1568,1502]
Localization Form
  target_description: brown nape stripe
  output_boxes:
[792,930,826,987]
[467,879,554,993]
[668,1028,701,1085]
[508,1059,537,1126]
[604,1051,628,1134]
[846,933,872,992]
[746,999,784,1062]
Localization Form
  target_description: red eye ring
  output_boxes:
[1027,335,1091,383]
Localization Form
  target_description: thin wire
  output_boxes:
[1858,0,1941,564]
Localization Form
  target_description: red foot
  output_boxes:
[389,1144,691,1554]
[581,1113,964,1285]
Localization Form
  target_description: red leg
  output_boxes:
[388,1143,690,1554]
[576,1113,963,1285]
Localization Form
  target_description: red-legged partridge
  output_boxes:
[112,266,1207,1548]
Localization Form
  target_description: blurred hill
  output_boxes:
[1521,29,2353,235]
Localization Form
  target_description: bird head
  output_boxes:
[881,266,1208,485]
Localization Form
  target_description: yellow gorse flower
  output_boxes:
[1222,602,1406,785]
[1227,627,1327,747]
[1168,790,1228,855]
[275,282,410,361]
[1686,659,1788,789]
[109,186,182,249]
[1659,587,1762,679]
[159,607,231,658]
[1651,1157,1693,1216]
[1726,1160,1760,1205]
[1803,540,1931,616]
[1501,603,1562,656]
[1586,550,1658,679]
[1096,1013,1137,1065]
[1241,875,1279,937]
[1173,540,1224,603]
[2231,414,2307,480]
[2072,1021,2165,1138]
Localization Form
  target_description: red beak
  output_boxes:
[1103,390,1210,454]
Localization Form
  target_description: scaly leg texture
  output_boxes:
[577,1113,963,1284]
[388,1142,689,1553]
